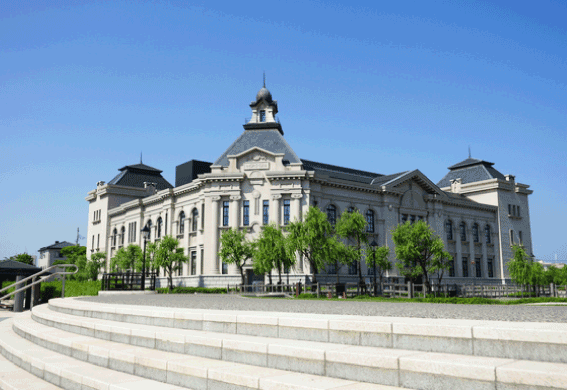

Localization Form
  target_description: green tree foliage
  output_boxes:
[335,210,368,286]
[286,206,337,284]
[87,252,107,281]
[219,228,255,285]
[154,236,188,292]
[13,253,34,266]
[507,245,533,286]
[254,224,295,284]
[112,245,143,272]
[325,236,351,284]
[146,242,158,275]
[391,220,451,293]
[59,246,88,281]
[365,245,391,289]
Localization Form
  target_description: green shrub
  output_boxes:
[156,287,226,294]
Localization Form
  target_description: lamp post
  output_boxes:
[370,239,378,296]
[141,224,150,290]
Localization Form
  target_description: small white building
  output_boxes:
[37,241,75,270]
[86,83,534,287]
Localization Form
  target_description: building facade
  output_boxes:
[86,84,533,287]
[37,241,75,270]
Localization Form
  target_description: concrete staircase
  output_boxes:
[1,297,567,390]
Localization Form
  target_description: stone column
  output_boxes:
[230,195,241,228]
[482,229,489,279]
[271,194,282,225]
[455,227,463,278]
[291,193,302,222]
[469,223,475,278]
[208,196,221,274]
[13,275,24,313]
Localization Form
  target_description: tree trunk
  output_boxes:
[268,270,273,285]
[238,265,245,286]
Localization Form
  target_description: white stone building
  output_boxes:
[86,84,534,287]
[37,241,75,270]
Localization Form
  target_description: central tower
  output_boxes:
[246,77,282,134]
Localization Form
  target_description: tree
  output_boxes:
[14,253,34,266]
[219,228,255,285]
[365,245,391,293]
[391,220,451,294]
[154,236,188,292]
[286,206,336,284]
[87,252,107,281]
[60,246,88,281]
[507,245,533,286]
[325,236,351,285]
[431,251,453,289]
[112,245,143,272]
[335,210,368,286]
[254,224,295,284]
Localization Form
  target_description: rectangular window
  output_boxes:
[446,222,453,241]
[519,231,523,245]
[165,213,167,236]
[283,199,291,225]
[487,258,494,278]
[485,225,491,244]
[201,204,205,229]
[263,200,269,225]
[243,201,250,226]
[366,211,375,233]
[92,235,95,250]
[508,204,512,215]
[260,110,266,122]
[510,229,514,245]
[348,261,358,275]
[222,262,228,274]
[473,224,479,243]
[410,215,416,224]
[191,251,197,275]
[200,248,204,275]
[517,205,521,217]
[449,259,455,277]
[327,263,337,274]
[222,201,229,226]
[97,234,100,249]
[401,214,408,223]
[462,257,469,278]
[475,258,482,277]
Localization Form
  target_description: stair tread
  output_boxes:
[0,318,185,390]
[0,350,63,390]
[11,313,409,390]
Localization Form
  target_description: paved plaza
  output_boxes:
[79,293,567,323]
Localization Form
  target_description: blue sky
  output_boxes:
[1,0,565,263]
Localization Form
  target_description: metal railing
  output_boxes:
[0,264,78,310]
[101,272,157,291]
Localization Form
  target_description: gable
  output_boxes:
[385,170,446,197]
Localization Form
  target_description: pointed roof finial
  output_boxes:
[140,152,143,164]
[468,146,471,159]
[263,71,266,88]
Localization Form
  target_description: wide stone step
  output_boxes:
[0,350,63,390]
[11,312,404,390]
[50,297,567,363]
[0,317,184,390]
[17,309,567,390]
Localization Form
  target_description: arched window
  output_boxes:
[179,211,185,235]
[485,225,491,244]
[112,228,118,247]
[366,210,375,233]
[120,226,125,245]
[460,222,467,242]
[326,204,336,226]
[146,220,152,240]
[347,206,356,213]
[445,220,453,241]
[472,223,479,243]
[157,217,163,238]
[192,208,199,231]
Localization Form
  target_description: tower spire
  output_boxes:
[468,146,471,159]
[263,71,266,88]
[140,152,143,164]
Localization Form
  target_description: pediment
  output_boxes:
[384,170,446,197]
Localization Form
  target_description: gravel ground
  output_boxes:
[77,294,567,323]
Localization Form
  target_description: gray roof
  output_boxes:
[301,159,385,184]
[437,158,505,188]
[38,241,75,252]
[108,163,173,191]
[214,129,301,166]
[0,259,42,276]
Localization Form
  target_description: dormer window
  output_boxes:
[260,110,266,122]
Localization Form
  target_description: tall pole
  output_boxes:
[142,237,147,290]
[373,247,377,296]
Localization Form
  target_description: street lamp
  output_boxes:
[370,239,378,296]
[141,224,150,290]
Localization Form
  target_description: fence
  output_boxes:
[227,281,567,299]
[101,272,157,291]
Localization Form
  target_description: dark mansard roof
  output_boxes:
[437,157,505,188]
[108,163,173,191]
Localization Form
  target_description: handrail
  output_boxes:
[0,264,79,307]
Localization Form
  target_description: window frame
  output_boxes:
[365,210,375,233]
[446,220,453,241]
[222,201,229,227]
[283,199,291,225]
[460,222,467,242]
[326,204,337,226]
[263,200,269,225]
[179,211,185,235]
[472,223,479,243]
[243,200,250,226]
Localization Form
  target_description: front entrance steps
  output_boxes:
[0,297,566,390]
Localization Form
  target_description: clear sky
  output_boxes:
[1,0,565,263]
